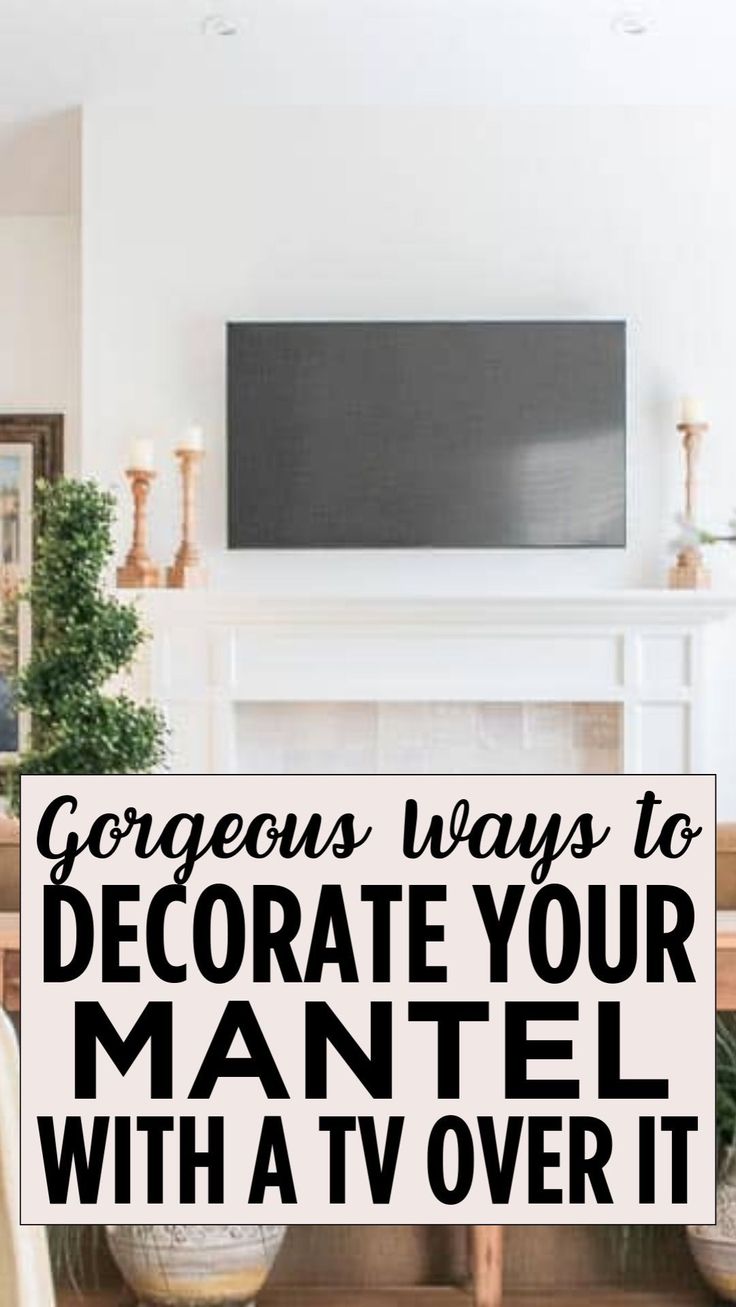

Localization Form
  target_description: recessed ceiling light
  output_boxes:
[611,10,650,36]
[201,13,239,37]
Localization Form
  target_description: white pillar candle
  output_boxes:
[180,425,204,452]
[129,438,155,471]
[680,395,706,425]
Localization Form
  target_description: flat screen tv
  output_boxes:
[227,320,626,548]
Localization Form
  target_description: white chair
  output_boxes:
[0,1007,55,1306]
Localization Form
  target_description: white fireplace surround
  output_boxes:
[127,590,736,787]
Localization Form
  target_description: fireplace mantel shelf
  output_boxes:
[121,588,736,630]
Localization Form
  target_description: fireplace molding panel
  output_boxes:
[123,591,736,779]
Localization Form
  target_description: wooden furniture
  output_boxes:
[58,1290,711,1307]
[715,910,736,1009]
[263,1293,710,1307]
[58,1298,131,1307]
[0,913,19,1012]
[718,824,736,908]
[6,910,729,1307]
[0,816,19,912]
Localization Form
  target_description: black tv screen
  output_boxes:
[227,320,626,548]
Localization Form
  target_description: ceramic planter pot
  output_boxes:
[105,1224,287,1307]
[688,1159,736,1301]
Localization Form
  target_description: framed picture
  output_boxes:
[0,415,63,764]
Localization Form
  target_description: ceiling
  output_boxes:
[1,0,736,120]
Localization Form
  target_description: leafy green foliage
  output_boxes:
[7,479,165,810]
[611,1014,736,1274]
[717,1013,736,1156]
[48,1225,108,1294]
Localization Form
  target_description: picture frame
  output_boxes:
[0,415,64,765]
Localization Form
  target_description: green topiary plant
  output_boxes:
[7,478,166,812]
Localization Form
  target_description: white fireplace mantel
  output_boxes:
[125,589,736,777]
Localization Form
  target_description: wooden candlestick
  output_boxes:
[167,447,207,588]
[668,420,711,590]
[116,469,161,588]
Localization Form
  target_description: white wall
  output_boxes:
[81,103,736,802]
[0,220,80,465]
[0,112,81,468]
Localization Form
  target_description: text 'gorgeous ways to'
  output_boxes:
[20,774,715,1225]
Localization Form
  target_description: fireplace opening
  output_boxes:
[236,701,622,774]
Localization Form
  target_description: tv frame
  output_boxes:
[226,318,628,551]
